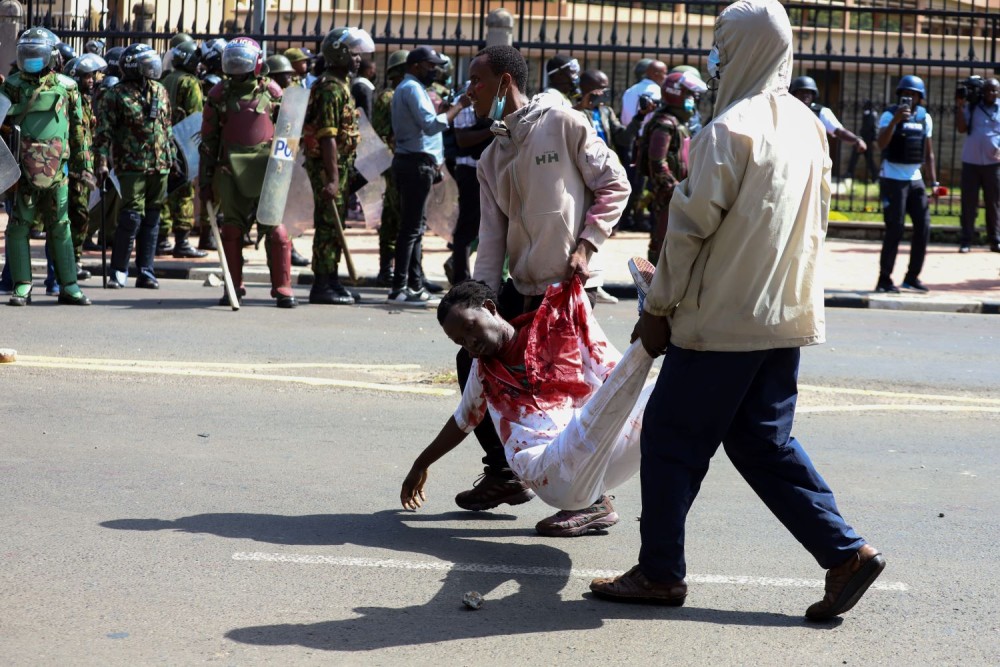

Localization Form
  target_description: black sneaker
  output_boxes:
[454,468,535,511]
[535,495,620,537]
[874,279,899,294]
[901,277,929,293]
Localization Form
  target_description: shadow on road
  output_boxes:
[101,510,832,651]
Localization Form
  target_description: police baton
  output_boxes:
[100,180,107,289]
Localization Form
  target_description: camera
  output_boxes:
[956,76,985,106]
[638,93,657,113]
[899,95,913,109]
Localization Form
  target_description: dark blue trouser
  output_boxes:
[638,344,865,583]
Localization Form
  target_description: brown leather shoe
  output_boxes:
[590,565,687,606]
[454,467,535,512]
[806,544,886,621]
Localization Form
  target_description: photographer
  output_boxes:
[874,75,938,294]
[955,77,1000,253]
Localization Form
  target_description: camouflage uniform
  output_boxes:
[1,70,94,304]
[159,68,203,241]
[640,107,690,264]
[94,77,175,286]
[199,75,296,306]
[302,71,359,275]
[372,84,399,277]
[69,90,96,260]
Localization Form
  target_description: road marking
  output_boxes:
[800,384,1000,406]
[800,404,1000,414]
[9,359,455,397]
[15,355,422,371]
[231,552,908,591]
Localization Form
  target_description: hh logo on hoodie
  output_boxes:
[535,151,559,166]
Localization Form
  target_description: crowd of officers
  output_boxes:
[0,25,373,308]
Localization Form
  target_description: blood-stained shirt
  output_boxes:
[454,280,620,463]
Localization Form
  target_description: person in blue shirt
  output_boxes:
[387,46,470,305]
[874,75,938,294]
[955,77,1000,253]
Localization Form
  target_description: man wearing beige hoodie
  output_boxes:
[447,44,631,536]
[590,0,884,621]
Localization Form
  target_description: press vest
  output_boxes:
[884,104,926,164]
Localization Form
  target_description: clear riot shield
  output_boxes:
[281,155,315,239]
[353,110,394,229]
[255,86,310,227]
[170,111,203,187]
[0,94,21,193]
[88,171,121,210]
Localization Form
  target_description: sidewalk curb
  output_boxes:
[69,258,998,315]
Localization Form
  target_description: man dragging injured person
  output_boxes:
[400,274,655,536]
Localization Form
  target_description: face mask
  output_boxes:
[23,57,46,74]
[684,97,696,113]
[707,46,721,81]
[417,67,436,87]
[489,80,507,122]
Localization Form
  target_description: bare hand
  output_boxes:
[893,105,911,123]
[565,248,591,283]
[855,138,867,153]
[321,180,340,201]
[95,165,109,189]
[81,171,97,190]
[637,309,671,358]
[458,93,472,108]
[401,467,429,510]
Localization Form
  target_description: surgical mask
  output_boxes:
[22,57,46,74]
[683,98,696,113]
[489,80,507,122]
[417,67,436,87]
[707,46,721,81]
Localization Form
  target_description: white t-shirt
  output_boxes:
[816,106,844,135]
[620,79,661,125]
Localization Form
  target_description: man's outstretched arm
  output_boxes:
[401,417,469,510]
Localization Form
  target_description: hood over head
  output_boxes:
[711,0,793,116]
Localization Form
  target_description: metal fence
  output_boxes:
[15,0,1000,216]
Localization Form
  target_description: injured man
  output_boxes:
[400,273,655,536]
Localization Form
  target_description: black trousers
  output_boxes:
[959,161,1000,247]
[450,164,481,284]
[879,177,930,283]
[391,153,436,292]
[844,143,879,181]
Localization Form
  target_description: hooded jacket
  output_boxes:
[475,95,630,296]
[644,0,830,351]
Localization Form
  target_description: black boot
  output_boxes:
[155,232,173,256]
[290,247,310,267]
[197,228,218,251]
[309,273,354,305]
[172,230,208,258]
[375,253,393,287]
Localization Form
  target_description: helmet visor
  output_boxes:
[16,42,53,73]
[340,28,375,55]
[76,53,108,75]
[136,51,162,79]
[222,45,259,75]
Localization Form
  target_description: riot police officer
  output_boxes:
[1,27,94,306]
[198,37,297,309]
[94,43,175,290]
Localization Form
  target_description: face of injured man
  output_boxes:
[441,299,511,359]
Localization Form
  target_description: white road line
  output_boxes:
[799,404,1000,414]
[9,360,455,397]
[231,552,908,591]
[800,384,1000,406]
[16,355,422,371]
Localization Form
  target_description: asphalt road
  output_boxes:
[1,279,998,665]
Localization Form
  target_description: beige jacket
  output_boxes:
[645,0,831,351]
[474,96,630,296]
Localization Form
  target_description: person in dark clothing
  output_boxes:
[351,57,376,119]
[844,99,879,182]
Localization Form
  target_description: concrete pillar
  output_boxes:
[0,0,24,79]
[485,8,513,48]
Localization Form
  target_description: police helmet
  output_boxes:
[222,37,262,76]
[200,38,227,73]
[661,70,708,109]
[121,43,162,81]
[264,54,294,75]
[790,75,819,96]
[105,46,125,76]
[16,27,58,74]
[320,27,375,70]
[100,75,120,90]
[386,49,409,76]
[84,39,105,56]
[436,54,453,84]
[66,53,107,79]
[169,33,194,49]
[56,42,77,63]
[896,75,926,98]
[171,39,200,72]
